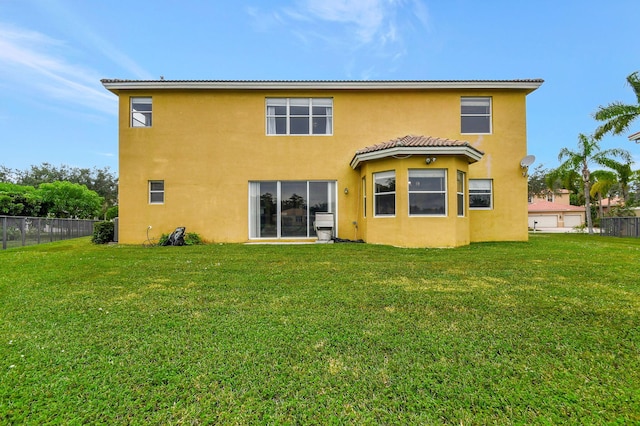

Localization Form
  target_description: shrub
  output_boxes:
[92,221,114,244]
[105,206,118,221]
[184,232,203,245]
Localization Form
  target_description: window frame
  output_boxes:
[266,98,333,136]
[457,170,465,217]
[461,96,492,135]
[469,179,493,210]
[373,170,396,217]
[248,180,337,239]
[149,180,164,204]
[131,97,152,128]
[362,177,367,218]
[408,169,447,217]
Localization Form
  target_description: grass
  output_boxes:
[1,235,639,424]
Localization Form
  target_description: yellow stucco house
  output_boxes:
[101,79,543,247]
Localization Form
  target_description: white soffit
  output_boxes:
[350,146,484,169]
[101,79,544,92]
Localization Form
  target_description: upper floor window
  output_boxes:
[131,97,152,127]
[408,169,446,216]
[149,180,164,204]
[266,98,333,135]
[374,171,395,216]
[469,179,492,209]
[461,97,491,134]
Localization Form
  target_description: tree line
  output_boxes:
[528,71,640,234]
[0,163,118,219]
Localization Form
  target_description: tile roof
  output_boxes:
[350,135,485,169]
[528,200,585,212]
[355,135,483,155]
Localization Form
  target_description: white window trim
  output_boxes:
[248,180,338,239]
[461,97,492,135]
[408,169,447,217]
[457,170,465,217]
[362,177,367,218]
[131,97,152,128]
[469,179,493,210]
[373,170,396,217]
[266,98,333,136]
[149,180,164,204]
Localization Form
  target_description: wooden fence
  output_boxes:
[599,217,640,238]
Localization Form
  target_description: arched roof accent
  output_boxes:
[350,135,484,169]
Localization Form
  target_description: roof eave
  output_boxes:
[101,79,544,93]
[350,146,484,169]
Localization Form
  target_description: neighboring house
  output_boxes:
[529,189,571,205]
[528,202,585,228]
[597,196,623,216]
[102,79,543,248]
[528,189,585,228]
[629,131,640,142]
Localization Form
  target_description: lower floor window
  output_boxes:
[469,179,493,209]
[408,169,446,215]
[149,180,164,204]
[374,171,396,216]
[457,171,465,216]
[249,181,336,238]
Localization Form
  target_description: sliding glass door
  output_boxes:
[249,181,336,239]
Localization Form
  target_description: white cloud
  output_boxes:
[300,0,386,44]
[96,152,116,158]
[294,0,429,46]
[0,23,116,114]
[249,0,430,78]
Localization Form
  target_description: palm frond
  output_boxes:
[627,71,640,103]
[593,71,640,139]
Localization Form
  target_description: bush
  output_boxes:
[184,232,203,245]
[105,206,118,221]
[92,221,114,244]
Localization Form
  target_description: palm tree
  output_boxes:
[594,71,640,140]
[596,157,634,202]
[545,167,581,205]
[590,170,617,218]
[556,134,631,234]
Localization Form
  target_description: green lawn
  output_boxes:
[1,235,639,424]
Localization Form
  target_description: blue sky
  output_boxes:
[1,0,639,175]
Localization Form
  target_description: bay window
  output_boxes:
[457,171,465,216]
[374,171,396,216]
[408,169,446,216]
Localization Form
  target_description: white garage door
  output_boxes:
[529,215,558,228]
[564,214,583,228]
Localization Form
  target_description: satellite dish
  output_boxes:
[520,155,535,168]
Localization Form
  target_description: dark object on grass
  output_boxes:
[332,237,365,243]
[162,227,186,246]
